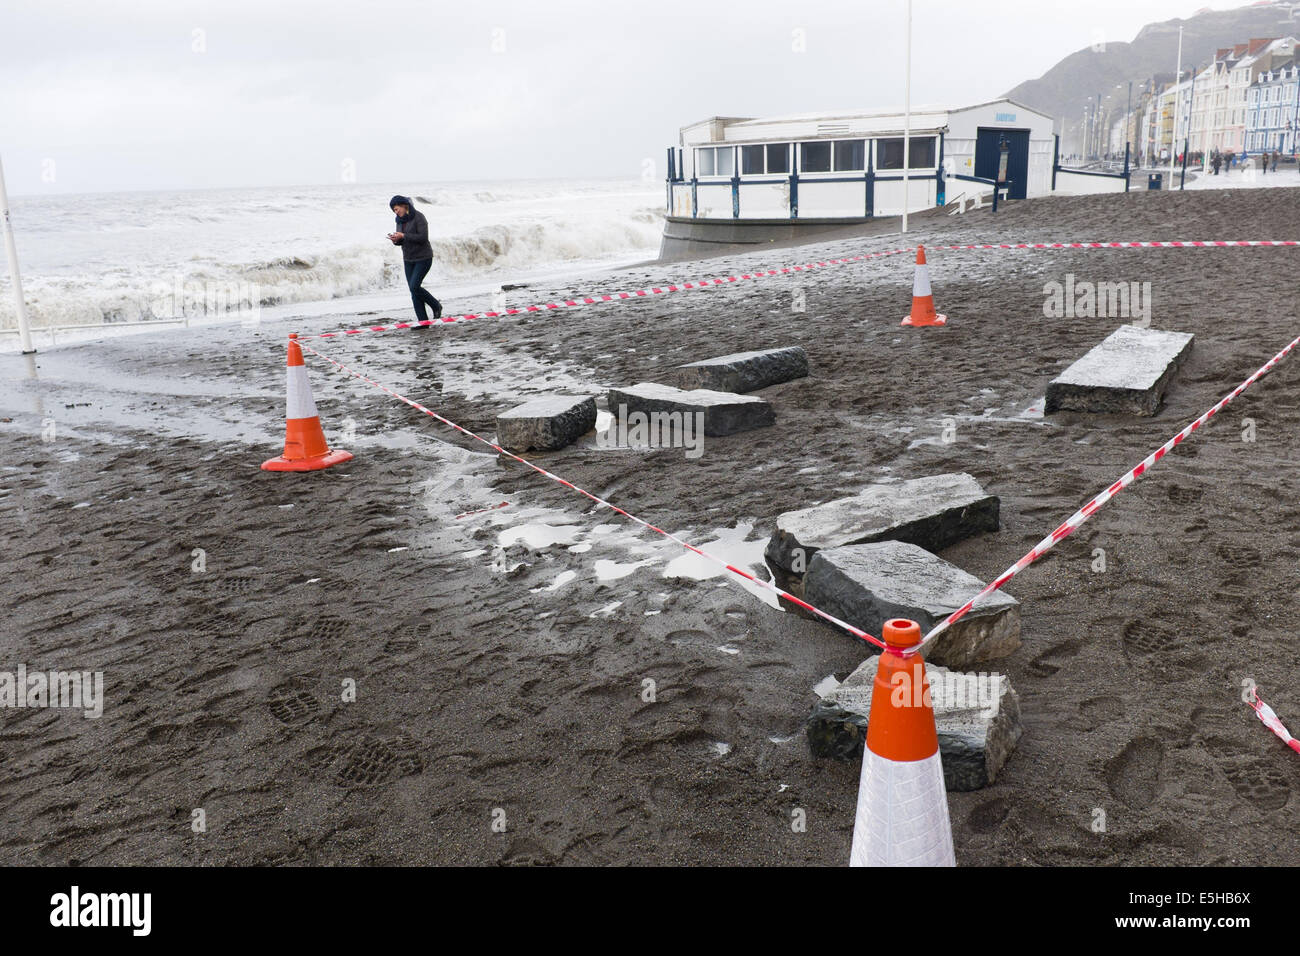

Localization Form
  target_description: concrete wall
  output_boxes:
[1053,169,1129,195]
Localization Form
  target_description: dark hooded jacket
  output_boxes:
[389,195,433,263]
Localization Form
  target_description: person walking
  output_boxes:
[1272,150,1280,173]
[387,195,442,325]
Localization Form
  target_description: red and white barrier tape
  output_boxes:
[296,340,890,652]
[295,239,1298,343]
[915,328,1300,657]
[1248,689,1300,754]
[297,249,913,341]
[933,239,1298,252]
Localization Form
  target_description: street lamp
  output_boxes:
[1292,63,1300,157]
[1124,81,1133,158]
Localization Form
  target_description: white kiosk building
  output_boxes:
[661,98,1057,258]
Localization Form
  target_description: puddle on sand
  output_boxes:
[905,399,1051,450]
[499,523,582,549]
[434,340,605,404]
[530,570,577,593]
[662,521,779,608]
[475,505,785,621]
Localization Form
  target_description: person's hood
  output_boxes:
[390,195,415,220]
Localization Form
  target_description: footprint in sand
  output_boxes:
[308,616,348,641]
[501,836,557,866]
[966,797,1012,834]
[1120,620,1212,681]
[664,629,716,649]
[193,615,240,640]
[266,687,322,725]
[334,734,424,788]
[1077,695,1124,731]
[1200,732,1292,811]
[145,714,242,746]
[1214,543,1263,571]
[1121,620,1182,658]
[1028,639,1082,677]
[215,574,265,595]
[1218,761,1292,811]
[1105,736,1164,809]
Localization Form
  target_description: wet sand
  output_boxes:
[2,188,1299,865]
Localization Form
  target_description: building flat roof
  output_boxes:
[681,98,1049,143]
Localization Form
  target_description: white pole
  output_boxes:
[1169,26,1183,183]
[901,0,912,234]
[0,155,35,354]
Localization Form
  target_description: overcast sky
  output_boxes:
[0,0,1255,195]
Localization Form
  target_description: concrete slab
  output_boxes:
[673,346,808,393]
[765,472,998,587]
[806,657,1022,791]
[496,395,597,452]
[803,541,1020,669]
[1045,325,1194,416]
[607,382,774,437]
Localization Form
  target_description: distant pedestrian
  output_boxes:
[1212,153,1222,175]
[387,195,442,325]
[1272,150,1280,172]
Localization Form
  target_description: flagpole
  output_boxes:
[902,0,912,234]
[0,154,35,354]
[1169,25,1183,182]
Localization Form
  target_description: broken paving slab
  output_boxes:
[1045,325,1194,417]
[672,346,809,393]
[607,382,774,437]
[496,395,597,452]
[806,657,1022,791]
[802,541,1020,669]
[765,472,998,585]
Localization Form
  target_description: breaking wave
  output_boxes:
[0,203,664,330]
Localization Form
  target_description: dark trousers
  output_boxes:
[404,258,441,322]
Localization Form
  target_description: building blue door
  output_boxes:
[975,128,1030,200]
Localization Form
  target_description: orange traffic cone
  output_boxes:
[900,245,947,327]
[261,334,353,472]
[849,618,956,867]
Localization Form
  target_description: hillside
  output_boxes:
[1004,1,1300,133]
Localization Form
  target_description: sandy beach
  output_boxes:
[2,187,1299,866]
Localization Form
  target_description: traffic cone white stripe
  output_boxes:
[286,364,319,421]
[912,265,932,299]
[850,749,955,867]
